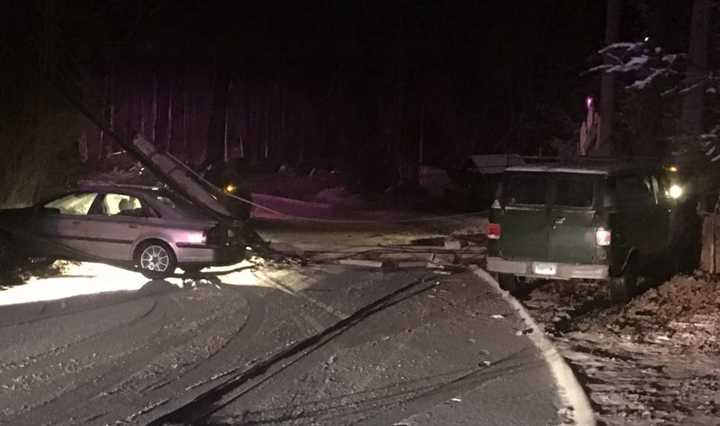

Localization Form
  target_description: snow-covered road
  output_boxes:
[0,263,561,425]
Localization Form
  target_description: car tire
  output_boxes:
[496,273,520,293]
[608,263,637,303]
[135,241,177,280]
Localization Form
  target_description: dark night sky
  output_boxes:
[56,1,609,94]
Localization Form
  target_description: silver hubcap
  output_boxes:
[140,245,170,272]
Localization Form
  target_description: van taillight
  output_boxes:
[596,227,611,246]
[487,223,501,240]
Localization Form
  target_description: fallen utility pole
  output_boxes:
[50,74,235,222]
[47,73,300,263]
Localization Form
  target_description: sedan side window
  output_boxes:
[44,192,98,215]
[102,193,147,217]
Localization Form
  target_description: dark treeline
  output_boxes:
[1,1,620,203]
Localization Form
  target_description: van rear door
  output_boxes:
[547,173,600,264]
[494,172,550,260]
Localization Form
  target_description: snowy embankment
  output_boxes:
[524,274,720,425]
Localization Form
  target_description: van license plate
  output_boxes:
[533,262,557,275]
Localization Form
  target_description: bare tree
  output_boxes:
[598,0,622,157]
[681,0,711,136]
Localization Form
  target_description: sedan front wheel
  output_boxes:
[136,241,177,280]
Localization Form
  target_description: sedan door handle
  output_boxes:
[553,216,566,225]
[71,220,81,225]
[128,224,138,229]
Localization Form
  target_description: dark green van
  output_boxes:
[486,160,684,302]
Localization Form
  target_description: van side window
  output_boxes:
[616,175,654,206]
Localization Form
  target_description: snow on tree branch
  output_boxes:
[590,40,685,91]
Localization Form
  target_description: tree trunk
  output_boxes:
[223,81,232,162]
[597,0,622,157]
[152,71,158,143]
[207,65,231,166]
[167,74,173,152]
[181,73,189,158]
[681,0,711,136]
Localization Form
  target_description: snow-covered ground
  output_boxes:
[0,260,260,306]
[524,274,720,425]
[14,165,720,424]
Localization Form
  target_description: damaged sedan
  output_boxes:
[0,184,247,279]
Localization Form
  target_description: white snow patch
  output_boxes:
[625,55,649,69]
[598,42,638,53]
[0,260,260,306]
[628,69,665,90]
[0,262,176,306]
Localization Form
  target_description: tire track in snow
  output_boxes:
[0,286,249,424]
[0,299,157,376]
[0,288,180,329]
[86,286,272,426]
[144,274,437,425]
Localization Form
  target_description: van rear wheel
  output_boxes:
[608,266,637,303]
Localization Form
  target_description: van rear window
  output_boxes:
[554,175,595,207]
[504,174,547,205]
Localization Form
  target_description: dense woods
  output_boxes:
[0,1,717,206]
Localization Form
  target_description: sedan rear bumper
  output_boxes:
[486,256,609,280]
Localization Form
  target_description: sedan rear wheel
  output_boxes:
[136,241,177,280]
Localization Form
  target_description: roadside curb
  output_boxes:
[470,266,596,426]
